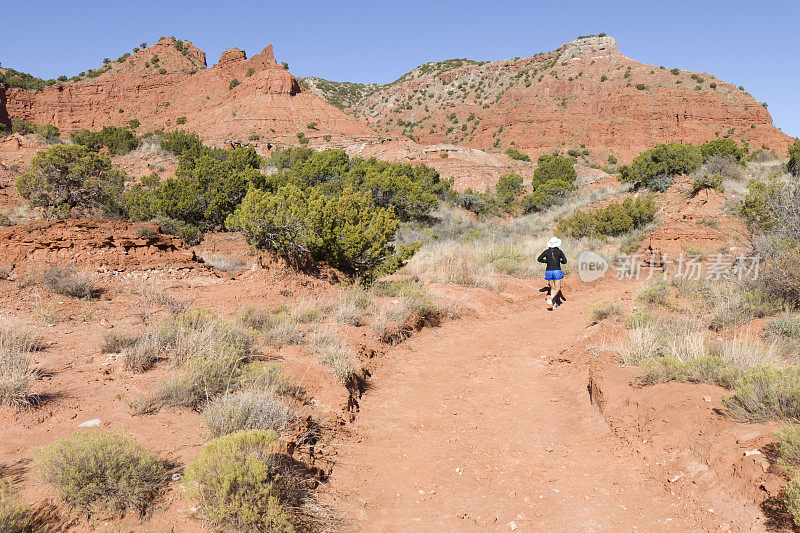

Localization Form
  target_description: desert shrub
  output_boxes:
[505,147,530,162]
[589,299,623,325]
[625,309,653,329]
[707,287,781,332]
[69,126,140,155]
[690,173,724,196]
[11,119,60,143]
[36,431,168,516]
[184,430,299,532]
[229,78,240,90]
[640,355,735,387]
[17,145,125,218]
[557,195,657,238]
[789,138,800,177]
[785,477,800,526]
[0,481,31,532]
[777,425,800,468]
[0,322,40,408]
[620,143,702,190]
[40,264,97,298]
[296,132,309,145]
[0,68,58,90]
[175,116,187,125]
[520,155,577,213]
[700,138,747,163]
[227,186,399,278]
[636,281,669,306]
[128,119,140,130]
[722,364,800,421]
[202,390,296,437]
[763,315,800,340]
[101,330,139,354]
[608,155,618,165]
[495,173,523,205]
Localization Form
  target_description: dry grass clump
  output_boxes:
[40,264,98,299]
[333,285,373,326]
[202,254,247,273]
[100,330,139,354]
[203,390,296,437]
[308,327,357,383]
[635,281,670,306]
[371,294,459,344]
[290,299,329,324]
[0,481,32,532]
[238,306,304,348]
[674,279,785,331]
[136,284,193,323]
[130,310,258,412]
[588,299,623,325]
[263,312,304,348]
[0,322,42,408]
[248,363,305,399]
[36,430,168,517]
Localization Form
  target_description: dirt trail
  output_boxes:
[323,277,735,532]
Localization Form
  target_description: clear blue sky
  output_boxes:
[2,0,798,137]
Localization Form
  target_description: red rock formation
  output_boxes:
[352,36,792,162]
[4,37,374,145]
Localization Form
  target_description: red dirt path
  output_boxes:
[321,276,772,532]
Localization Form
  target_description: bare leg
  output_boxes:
[553,279,562,304]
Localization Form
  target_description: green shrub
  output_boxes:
[625,310,653,329]
[505,147,530,162]
[128,119,140,130]
[620,143,702,190]
[11,119,60,143]
[700,138,746,163]
[722,365,800,421]
[0,68,58,90]
[776,425,800,468]
[789,138,800,177]
[557,195,657,238]
[175,116,187,125]
[519,155,577,213]
[636,83,646,90]
[184,430,299,531]
[763,315,800,340]
[0,481,31,532]
[17,145,125,218]
[70,125,140,155]
[495,173,523,205]
[641,356,734,387]
[296,132,309,145]
[37,431,168,516]
[785,477,800,526]
[227,186,399,277]
[607,155,617,165]
[636,282,669,306]
[228,78,240,90]
[690,173,724,196]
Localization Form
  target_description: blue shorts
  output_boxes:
[545,270,564,281]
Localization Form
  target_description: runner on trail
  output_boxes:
[538,237,566,309]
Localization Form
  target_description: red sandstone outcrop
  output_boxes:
[4,37,374,145]
[350,36,792,162]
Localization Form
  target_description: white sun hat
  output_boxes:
[547,237,562,248]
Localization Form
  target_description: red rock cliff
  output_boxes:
[5,37,373,145]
